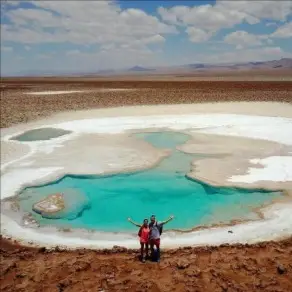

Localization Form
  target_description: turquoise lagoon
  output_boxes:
[11,127,71,142]
[18,132,282,232]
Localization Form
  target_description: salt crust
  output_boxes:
[1,109,292,249]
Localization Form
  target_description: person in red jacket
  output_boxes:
[128,217,150,262]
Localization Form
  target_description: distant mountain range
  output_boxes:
[3,58,292,77]
[187,64,206,69]
[232,58,292,70]
[128,66,155,72]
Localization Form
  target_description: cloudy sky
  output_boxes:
[1,0,292,75]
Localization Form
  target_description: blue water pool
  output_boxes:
[18,132,282,232]
[11,127,72,141]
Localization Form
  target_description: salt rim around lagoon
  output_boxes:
[1,102,292,249]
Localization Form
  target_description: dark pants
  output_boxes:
[149,238,160,261]
[140,242,149,260]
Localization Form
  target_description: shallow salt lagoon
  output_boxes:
[18,132,283,232]
[11,127,72,141]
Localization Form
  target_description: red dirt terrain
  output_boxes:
[1,237,292,292]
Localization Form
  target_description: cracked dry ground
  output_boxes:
[1,237,292,292]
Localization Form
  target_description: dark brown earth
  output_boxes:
[1,237,292,292]
[1,79,292,128]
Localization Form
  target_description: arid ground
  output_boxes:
[1,76,292,291]
[1,77,292,128]
[1,237,292,292]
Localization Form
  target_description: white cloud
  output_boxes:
[100,43,116,51]
[224,31,269,49]
[16,56,24,60]
[266,39,274,45]
[220,1,292,22]
[2,1,177,46]
[158,1,292,43]
[3,1,21,7]
[143,34,165,44]
[6,7,62,27]
[186,27,213,43]
[157,6,190,26]
[36,54,52,60]
[158,4,254,31]
[271,22,292,38]
[1,46,13,52]
[66,50,81,56]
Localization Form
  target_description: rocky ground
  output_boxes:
[1,237,292,292]
[1,80,292,128]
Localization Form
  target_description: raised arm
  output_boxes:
[127,217,142,227]
[161,215,174,225]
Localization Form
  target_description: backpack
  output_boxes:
[149,222,163,235]
[158,224,163,235]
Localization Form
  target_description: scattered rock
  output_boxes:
[1,260,17,275]
[58,277,74,292]
[220,282,228,291]
[176,259,190,269]
[112,245,127,253]
[78,249,85,255]
[38,247,46,253]
[259,267,267,273]
[22,213,40,228]
[16,272,26,278]
[209,268,219,277]
[55,246,62,252]
[130,270,143,277]
[185,268,201,277]
[189,254,197,261]
[72,260,91,272]
[277,264,287,274]
[33,193,65,217]
[15,283,27,290]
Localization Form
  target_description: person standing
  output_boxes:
[128,217,150,262]
[148,214,174,262]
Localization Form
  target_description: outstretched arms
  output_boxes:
[161,215,174,225]
[127,217,142,227]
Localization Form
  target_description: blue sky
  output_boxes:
[1,0,292,76]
